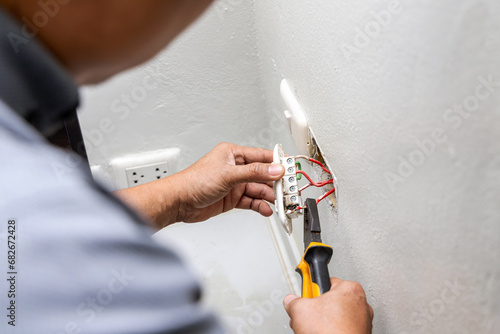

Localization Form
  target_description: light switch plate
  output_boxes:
[280,79,312,156]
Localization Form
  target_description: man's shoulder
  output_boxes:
[0,98,149,239]
[0,100,223,334]
[0,100,92,200]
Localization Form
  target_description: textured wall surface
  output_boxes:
[79,1,290,172]
[254,0,500,333]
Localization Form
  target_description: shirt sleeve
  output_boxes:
[0,105,224,334]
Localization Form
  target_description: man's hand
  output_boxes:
[283,278,373,334]
[173,142,285,223]
[114,143,284,230]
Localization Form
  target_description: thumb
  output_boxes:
[229,163,284,185]
[283,294,300,317]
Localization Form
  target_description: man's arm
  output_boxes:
[0,108,224,333]
[114,142,285,230]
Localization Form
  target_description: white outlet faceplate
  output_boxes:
[280,79,312,156]
[110,148,181,190]
[126,162,169,187]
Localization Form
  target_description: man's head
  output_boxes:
[1,0,213,84]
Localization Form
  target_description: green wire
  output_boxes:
[295,162,302,180]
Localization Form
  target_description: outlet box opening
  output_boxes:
[310,136,337,209]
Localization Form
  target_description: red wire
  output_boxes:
[308,158,331,174]
[295,187,335,211]
[295,156,331,174]
[297,170,332,187]
[316,180,333,186]
[316,188,335,204]
[298,184,311,194]
[292,158,334,210]
[299,179,333,194]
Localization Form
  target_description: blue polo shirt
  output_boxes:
[0,8,222,334]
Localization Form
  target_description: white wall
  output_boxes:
[79,1,292,173]
[79,0,500,333]
[254,0,500,333]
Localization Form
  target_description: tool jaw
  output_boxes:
[297,199,333,298]
[303,198,322,249]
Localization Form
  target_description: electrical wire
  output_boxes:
[295,155,332,174]
[288,156,335,213]
[316,188,335,204]
[298,183,311,194]
[299,179,333,194]
[292,187,336,213]
[296,170,332,187]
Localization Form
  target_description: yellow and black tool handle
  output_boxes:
[295,242,333,298]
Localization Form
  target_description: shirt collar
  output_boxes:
[0,8,79,136]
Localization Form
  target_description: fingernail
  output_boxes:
[283,294,299,307]
[269,164,284,177]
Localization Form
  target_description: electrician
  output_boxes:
[0,1,373,333]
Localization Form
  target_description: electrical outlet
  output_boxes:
[280,79,337,208]
[125,162,169,187]
[310,137,337,209]
[110,148,181,190]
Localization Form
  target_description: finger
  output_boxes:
[368,304,374,320]
[329,277,344,290]
[283,294,300,317]
[233,145,274,164]
[228,163,284,185]
[253,180,275,187]
[244,183,276,203]
[236,196,274,216]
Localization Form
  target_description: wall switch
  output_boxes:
[110,148,181,190]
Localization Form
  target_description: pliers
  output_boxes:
[295,198,333,298]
